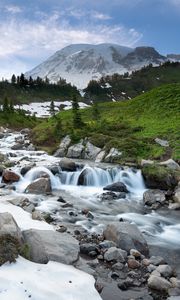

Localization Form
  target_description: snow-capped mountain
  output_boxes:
[26,43,167,89]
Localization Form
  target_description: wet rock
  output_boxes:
[104,247,127,262]
[20,128,30,135]
[66,141,85,159]
[143,189,166,207]
[2,170,20,183]
[149,256,165,266]
[156,265,173,278]
[80,243,98,256]
[20,163,36,176]
[11,143,24,150]
[103,182,128,193]
[148,275,172,292]
[25,178,52,195]
[128,258,141,269]
[48,165,60,175]
[77,169,90,185]
[168,202,180,210]
[104,148,122,163]
[99,240,117,250]
[104,222,149,256]
[54,135,71,157]
[22,229,79,264]
[84,142,101,160]
[59,158,76,172]
[75,258,96,276]
[56,225,67,233]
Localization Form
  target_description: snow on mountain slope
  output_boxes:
[26,43,166,89]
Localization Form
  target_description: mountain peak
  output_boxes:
[26,43,167,89]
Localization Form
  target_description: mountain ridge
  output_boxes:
[26,43,169,89]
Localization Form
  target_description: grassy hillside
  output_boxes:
[0,111,37,129]
[84,61,180,102]
[32,83,180,162]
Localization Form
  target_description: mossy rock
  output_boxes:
[0,234,21,265]
[142,164,179,190]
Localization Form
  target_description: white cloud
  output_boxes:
[5,5,22,14]
[0,13,142,78]
[92,11,112,20]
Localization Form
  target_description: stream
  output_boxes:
[0,130,180,277]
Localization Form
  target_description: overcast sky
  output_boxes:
[0,0,179,78]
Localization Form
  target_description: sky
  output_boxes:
[0,0,180,79]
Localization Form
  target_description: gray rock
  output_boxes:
[99,240,117,249]
[25,178,52,194]
[22,229,79,264]
[59,158,76,172]
[54,135,71,157]
[84,142,101,160]
[173,186,180,204]
[104,222,149,255]
[103,182,128,193]
[20,163,36,176]
[159,159,180,170]
[104,148,122,163]
[130,249,141,258]
[149,256,165,266]
[155,138,169,147]
[156,265,173,278]
[67,141,84,159]
[0,212,22,242]
[104,247,127,262]
[141,159,154,167]
[168,203,180,210]
[8,196,35,213]
[170,278,180,289]
[32,211,44,221]
[20,128,30,135]
[148,275,172,292]
[11,143,24,150]
[80,243,97,255]
[95,150,106,163]
[143,189,166,206]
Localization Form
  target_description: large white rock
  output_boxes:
[0,212,22,241]
[159,159,180,171]
[84,142,101,160]
[148,275,172,292]
[104,148,122,163]
[95,150,106,163]
[155,138,169,147]
[54,135,71,157]
[67,141,85,159]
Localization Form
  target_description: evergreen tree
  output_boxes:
[50,100,55,116]
[11,74,16,84]
[72,95,83,128]
[54,116,62,137]
[3,96,9,112]
[92,101,100,121]
[9,99,14,113]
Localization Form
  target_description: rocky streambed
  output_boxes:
[0,128,180,300]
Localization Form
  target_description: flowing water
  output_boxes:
[1,130,180,263]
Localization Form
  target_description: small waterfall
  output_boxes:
[16,166,61,192]
[61,165,145,193]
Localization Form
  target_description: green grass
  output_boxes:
[32,83,180,162]
[0,111,38,129]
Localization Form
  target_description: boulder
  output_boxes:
[148,275,172,292]
[0,212,22,241]
[2,170,20,183]
[128,258,141,269]
[11,143,24,150]
[156,265,173,278]
[142,164,179,190]
[25,178,52,194]
[20,128,30,135]
[59,158,76,172]
[141,159,154,167]
[22,229,79,264]
[103,182,128,193]
[173,186,180,204]
[143,189,166,207]
[20,163,36,176]
[149,256,165,266]
[104,247,127,262]
[159,159,180,171]
[103,222,148,256]
[155,138,169,147]
[104,148,122,163]
[54,135,71,157]
[66,141,85,159]
[8,196,35,213]
[77,168,89,185]
[95,150,106,163]
[84,142,101,160]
